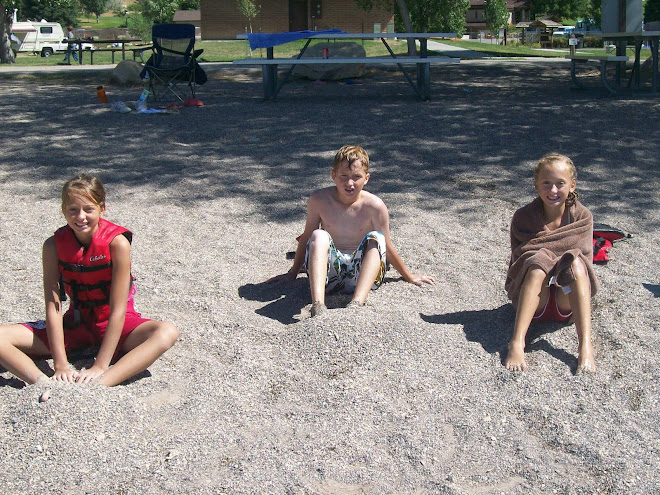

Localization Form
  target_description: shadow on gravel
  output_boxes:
[238,278,310,324]
[420,304,514,355]
[422,304,579,369]
[643,283,660,297]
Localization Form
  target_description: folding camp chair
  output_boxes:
[142,23,206,102]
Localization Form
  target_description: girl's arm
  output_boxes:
[76,234,132,384]
[43,237,78,382]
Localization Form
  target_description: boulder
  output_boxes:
[293,42,367,81]
[111,60,144,86]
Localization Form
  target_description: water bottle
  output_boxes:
[96,86,108,103]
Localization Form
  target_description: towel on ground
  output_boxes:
[247,29,345,50]
[505,197,599,304]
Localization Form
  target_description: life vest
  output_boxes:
[54,218,132,324]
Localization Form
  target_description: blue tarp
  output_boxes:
[247,29,345,50]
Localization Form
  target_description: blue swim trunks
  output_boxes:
[305,230,388,293]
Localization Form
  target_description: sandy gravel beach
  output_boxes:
[0,60,659,494]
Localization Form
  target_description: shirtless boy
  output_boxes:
[269,145,434,316]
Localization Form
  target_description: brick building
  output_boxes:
[200,0,394,40]
[465,0,532,37]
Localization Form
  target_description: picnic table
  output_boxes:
[233,31,459,100]
[69,38,152,65]
[594,31,660,93]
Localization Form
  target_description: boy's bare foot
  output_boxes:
[310,301,327,317]
[577,343,595,373]
[346,300,364,309]
[505,341,528,372]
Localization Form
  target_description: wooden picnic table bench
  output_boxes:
[233,32,459,100]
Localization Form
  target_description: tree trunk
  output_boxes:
[395,0,417,55]
[0,5,16,64]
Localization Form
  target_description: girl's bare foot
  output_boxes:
[577,343,595,373]
[505,341,528,372]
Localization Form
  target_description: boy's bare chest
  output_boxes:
[320,202,373,249]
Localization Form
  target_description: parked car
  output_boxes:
[573,19,601,36]
[553,26,575,37]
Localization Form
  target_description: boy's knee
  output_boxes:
[309,229,330,245]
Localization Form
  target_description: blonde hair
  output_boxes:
[534,153,578,207]
[333,145,369,174]
[61,174,106,211]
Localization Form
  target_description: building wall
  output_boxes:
[201,0,394,40]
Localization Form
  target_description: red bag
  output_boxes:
[593,223,631,263]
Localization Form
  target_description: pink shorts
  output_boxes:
[533,287,573,323]
[23,308,150,358]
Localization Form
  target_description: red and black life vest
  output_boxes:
[54,218,132,323]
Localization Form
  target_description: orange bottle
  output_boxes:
[96,86,109,103]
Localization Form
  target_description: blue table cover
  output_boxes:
[247,29,345,50]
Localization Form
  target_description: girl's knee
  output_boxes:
[571,258,588,279]
[525,268,547,284]
[157,322,179,348]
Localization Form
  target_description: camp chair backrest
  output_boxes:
[152,24,195,69]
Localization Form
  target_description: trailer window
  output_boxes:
[40,26,53,34]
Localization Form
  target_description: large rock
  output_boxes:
[111,60,144,86]
[292,42,367,81]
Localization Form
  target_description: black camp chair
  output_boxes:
[142,23,206,102]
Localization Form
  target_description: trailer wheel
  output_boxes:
[41,47,53,57]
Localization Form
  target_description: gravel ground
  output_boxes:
[0,60,659,494]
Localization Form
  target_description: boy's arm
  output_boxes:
[268,194,322,282]
[76,235,131,384]
[374,202,435,287]
[43,237,78,382]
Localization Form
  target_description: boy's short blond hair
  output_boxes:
[333,145,369,174]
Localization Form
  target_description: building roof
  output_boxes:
[173,9,200,22]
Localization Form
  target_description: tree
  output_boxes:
[137,0,179,24]
[530,0,592,20]
[21,0,79,27]
[179,0,199,9]
[79,0,109,23]
[484,0,508,41]
[236,0,259,34]
[355,0,469,54]
[1,1,21,64]
[645,0,660,22]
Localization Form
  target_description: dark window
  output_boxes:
[40,26,53,34]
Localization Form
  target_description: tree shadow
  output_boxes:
[420,304,577,370]
[643,283,660,297]
[238,278,310,324]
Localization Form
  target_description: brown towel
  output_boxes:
[505,197,599,304]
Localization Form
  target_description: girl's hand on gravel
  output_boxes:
[75,365,106,384]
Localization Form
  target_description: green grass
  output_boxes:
[77,13,128,29]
